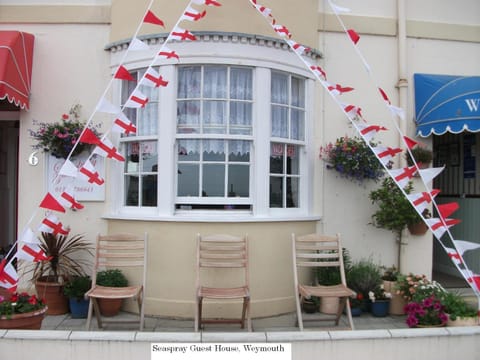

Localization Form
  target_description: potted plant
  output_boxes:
[315,247,352,314]
[381,266,406,315]
[0,292,48,329]
[405,295,448,328]
[63,275,92,318]
[94,269,128,316]
[369,178,428,269]
[368,284,392,317]
[441,291,478,326]
[349,292,364,317]
[320,136,385,184]
[31,232,93,315]
[405,146,433,168]
[347,259,382,312]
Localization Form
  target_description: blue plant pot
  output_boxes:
[351,307,362,317]
[371,300,389,317]
[69,298,90,319]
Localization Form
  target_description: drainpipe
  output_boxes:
[397,0,408,272]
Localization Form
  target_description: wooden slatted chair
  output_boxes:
[85,233,147,330]
[195,233,252,332]
[292,233,355,330]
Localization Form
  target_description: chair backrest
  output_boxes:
[196,233,249,287]
[92,233,147,287]
[292,233,347,286]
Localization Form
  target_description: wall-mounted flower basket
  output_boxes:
[408,221,429,235]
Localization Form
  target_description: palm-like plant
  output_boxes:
[32,232,93,282]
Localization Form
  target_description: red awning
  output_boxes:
[0,31,34,110]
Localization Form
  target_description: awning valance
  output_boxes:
[0,31,34,110]
[414,73,480,137]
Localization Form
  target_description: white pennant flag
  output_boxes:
[96,97,121,114]
[453,240,480,256]
[418,166,445,184]
[19,228,39,245]
[388,104,405,120]
[59,159,79,178]
[128,37,150,51]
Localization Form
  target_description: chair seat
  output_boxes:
[198,286,249,299]
[86,285,142,300]
[300,284,354,298]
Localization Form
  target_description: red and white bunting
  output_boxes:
[171,26,197,41]
[0,259,18,291]
[343,103,363,120]
[156,46,180,62]
[59,185,84,210]
[403,136,418,150]
[111,112,136,135]
[388,166,418,188]
[114,65,136,81]
[79,128,101,145]
[191,0,222,6]
[310,65,327,80]
[406,189,440,214]
[372,146,402,166]
[417,166,445,184]
[438,202,459,219]
[445,247,463,266]
[139,67,169,88]
[19,227,39,245]
[38,214,70,236]
[59,159,79,178]
[96,97,122,114]
[253,3,272,18]
[78,160,105,186]
[286,39,310,56]
[347,29,360,44]
[356,123,388,142]
[93,137,125,162]
[143,9,164,27]
[39,192,66,213]
[124,88,149,108]
[17,243,51,262]
[180,6,207,22]
[326,82,354,96]
[272,23,292,38]
[426,218,461,240]
[129,37,150,51]
[453,240,480,256]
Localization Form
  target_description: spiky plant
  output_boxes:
[32,232,93,283]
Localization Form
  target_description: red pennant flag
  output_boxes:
[438,202,460,219]
[403,136,418,149]
[79,128,101,145]
[347,29,360,44]
[39,193,66,213]
[114,65,136,81]
[378,87,391,104]
[310,65,327,80]
[143,10,164,27]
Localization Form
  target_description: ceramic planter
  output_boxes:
[69,298,90,319]
[371,300,389,317]
[35,278,69,315]
[0,306,48,330]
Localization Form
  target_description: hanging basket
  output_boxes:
[0,306,48,330]
[408,222,429,235]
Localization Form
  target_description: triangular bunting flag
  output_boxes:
[418,166,445,183]
[38,214,70,236]
[156,46,180,61]
[426,218,461,239]
[93,137,125,162]
[347,29,360,44]
[253,4,272,18]
[128,37,150,51]
[96,97,121,114]
[139,67,169,88]
[143,10,164,27]
[310,65,327,80]
[39,192,66,213]
[59,185,84,210]
[78,160,105,185]
[0,259,18,290]
[79,128,101,145]
[17,243,52,262]
[114,65,136,81]
[356,123,388,142]
[59,159,79,178]
[286,39,310,55]
[372,146,402,166]
[326,82,354,96]
[403,136,418,150]
[388,166,417,188]
[406,189,440,214]
[438,202,459,219]
[19,228,39,245]
[111,112,137,135]
[272,23,292,38]
[125,88,149,108]
[180,6,207,22]
[453,240,480,255]
[171,26,197,41]
[445,247,463,266]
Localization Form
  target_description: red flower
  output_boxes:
[62,113,69,121]
[10,294,18,302]
[28,295,38,305]
[357,293,364,300]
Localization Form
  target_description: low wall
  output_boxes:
[1,327,479,360]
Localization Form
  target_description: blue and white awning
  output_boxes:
[414,73,480,137]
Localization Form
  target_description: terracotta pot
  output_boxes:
[0,306,48,330]
[98,298,122,317]
[35,279,69,315]
[408,222,428,235]
[415,322,446,328]
[320,297,339,314]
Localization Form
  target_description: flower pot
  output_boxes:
[383,280,406,315]
[371,300,390,317]
[69,298,90,319]
[0,306,48,330]
[447,315,479,327]
[415,322,446,328]
[302,299,317,314]
[98,298,122,317]
[408,222,428,235]
[350,307,362,317]
[319,297,339,314]
[35,278,69,315]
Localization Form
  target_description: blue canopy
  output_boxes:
[414,73,480,137]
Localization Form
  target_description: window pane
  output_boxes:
[290,109,305,141]
[178,140,200,161]
[228,165,249,197]
[271,72,288,104]
[203,140,225,161]
[177,100,200,133]
[125,175,139,206]
[203,164,225,196]
[291,77,305,107]
[178,66,201,98]
[204,66,227,98]
[203,100,226,133]
[142,174,157,207]
[178,164,199,196]
[287,177,299,208]
[230,102,252,135]
[269,177,283,208]
[286,145,299,174]
[230,67,252,100]
[126,142,140,170]
[271,105,288,137]
[228,140,250,162]
[270,143,284,174]
[141,141,158,172]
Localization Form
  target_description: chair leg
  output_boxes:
[195,296,203,332]
[240,297,248,329]
[345,298,355,330]
[91,298,103,329]
[336,297,347,325]
[86,296,94,330]
[138,290,145,331]
[295,293,304,331]
[246,298,252,332]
